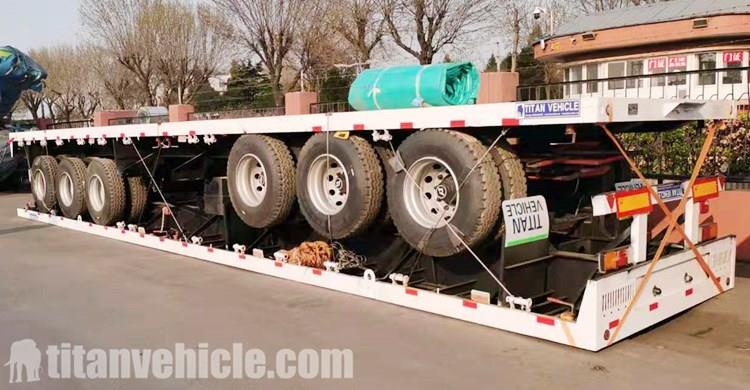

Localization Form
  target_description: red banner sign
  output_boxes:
[648,56,687,71]
[723,51,744,64]
[667,56,687,68]
[648,58,666,71]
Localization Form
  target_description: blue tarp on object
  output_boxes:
[348,62,480,111]
[0,46,47,118]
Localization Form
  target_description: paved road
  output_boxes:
[1,193,749,389]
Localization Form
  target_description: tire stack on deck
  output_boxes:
[224,129,527,258]
[30,156,148,225]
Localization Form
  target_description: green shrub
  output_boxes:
[619,114,750,177]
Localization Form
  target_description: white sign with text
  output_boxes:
[502,196,550,247]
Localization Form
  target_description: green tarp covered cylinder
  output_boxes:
[347,62,480,111]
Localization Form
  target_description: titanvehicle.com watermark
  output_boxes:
[5,338,353,383]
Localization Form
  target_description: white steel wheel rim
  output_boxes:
[88,174,106,212]
[32,169,46,201]
[58,172,75,207]
[307,154,349,215]
[236,154,268,207]
[403,157,459,229]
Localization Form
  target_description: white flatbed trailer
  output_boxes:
[9,97,734,147]
[10,97,737,351]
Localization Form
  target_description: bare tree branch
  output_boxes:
[381,0,492,64]
[212,0,312,106]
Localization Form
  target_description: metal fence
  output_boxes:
[47,119,93,130]
[108,115,169,126]
[188,107,285,121]
[310,102,353,114]
[517,67,750,104]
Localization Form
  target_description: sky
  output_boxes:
[1,0,82,52]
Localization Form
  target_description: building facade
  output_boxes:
[527,0,750,105]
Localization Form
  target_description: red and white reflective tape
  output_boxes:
[536,316,555,326]
[502,118,520,127]
[462,299,477,309]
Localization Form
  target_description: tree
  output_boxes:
[318,69,355,103]
[212,0,313,106]
[80,0,161,106]
[29,45,103,122]
[485,54,498,72]
[498,0,529,72]
[151,2,230,104]
[225,60,274,108]
[382,0,493,65]
[331,0,386,66]
[293,1,347,93]
[86,46,138,110]
[500,47,548,85]
[194,60,275,112]
[19,91,45,122]
[575,0,670,14]
[80,0,228,107]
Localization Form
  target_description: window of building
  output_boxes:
[568,66,582,95]
[667,56,687,86]
[722,51,744,84]
[586,64,599,93]
[626,60,644,89]
[608,62,625,90]
[698,53,717,86]
[648,58,667,87]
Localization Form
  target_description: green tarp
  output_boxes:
[348,62,480,111]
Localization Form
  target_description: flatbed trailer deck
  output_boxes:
[9,97,734,146]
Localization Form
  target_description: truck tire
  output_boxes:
[387,129,501,257]
[126,176,149,223]
[31,155,59,213]
[297,133,383,239]
[491,146,527,201]
[56,157,88,219]
[490,145,527,239]
[227,135,296,228]
[374,145,397,224]
[85,158,126,226]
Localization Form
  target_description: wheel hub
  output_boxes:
[32,169,46,201]
[308,154,349,215]
[236,154,267,207]
[59,172,74,207]
[403,157,459,229]
[88,174,106,212]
